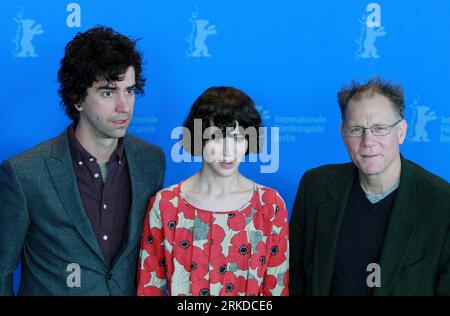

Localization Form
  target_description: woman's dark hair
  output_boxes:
[58,26,145,123]
[182,86,262,156]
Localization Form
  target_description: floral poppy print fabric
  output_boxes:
[137,183,289,296]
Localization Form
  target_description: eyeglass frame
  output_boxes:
[343,119,403,137]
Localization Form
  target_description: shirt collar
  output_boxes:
[68,124,125,164]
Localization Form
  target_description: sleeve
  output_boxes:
[289,173,308,296]
[0,160,30,296]
[436,226,450,295]
[262,191,289,296]
[137,193,167,296]
[155,150,166,191]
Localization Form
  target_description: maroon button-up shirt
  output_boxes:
[68,126,131,267]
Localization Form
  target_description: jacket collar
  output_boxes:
[47,128,106,264]
[312,155,417,295]
[47,127,149,268]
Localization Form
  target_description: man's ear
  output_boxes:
[74,103,83,111]
[398,119,408,145]
[340,122,347,145]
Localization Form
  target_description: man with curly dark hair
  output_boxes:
[0,26,165,295]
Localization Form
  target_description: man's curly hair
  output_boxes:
[57,26,145,123]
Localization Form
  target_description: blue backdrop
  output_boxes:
[1,0,449,294]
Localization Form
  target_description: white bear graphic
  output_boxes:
[412,106,437,142]
[191,19,217,58]
[15,18,44,58]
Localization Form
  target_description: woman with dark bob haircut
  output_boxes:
[137,87,289,296]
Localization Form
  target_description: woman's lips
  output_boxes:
[219,161,235,169]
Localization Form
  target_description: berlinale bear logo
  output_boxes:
[13,10,44,58]
[187,8,218,58]
[356,3,386,59]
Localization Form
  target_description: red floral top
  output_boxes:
[137,182,289,296]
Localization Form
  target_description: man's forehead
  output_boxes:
[91,67,136,88]
[349,91,389,103]
[346,98,397,122]
[91,77,135,88]
[348,94,394,112]
[92,78,114,88]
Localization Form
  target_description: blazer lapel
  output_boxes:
[45,129,106,265]
[373,157,416,296]
[111,138,157,268]
[312,164,356,295]
[122,138,148,245]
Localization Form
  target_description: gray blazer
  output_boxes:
[0,128,165,295]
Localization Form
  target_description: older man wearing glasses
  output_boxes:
[290,77,450,296]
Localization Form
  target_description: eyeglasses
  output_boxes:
[344,119,402,137]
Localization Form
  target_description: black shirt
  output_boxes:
[68,126,131,267]
[331,175,397,296]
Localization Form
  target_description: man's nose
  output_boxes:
[115,93,131,113]
[361,128,377,146]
